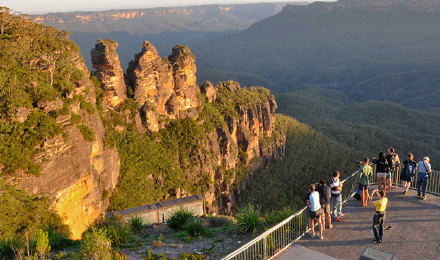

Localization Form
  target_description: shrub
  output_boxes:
[88,218,133,247]
[78,124,95,142]
[207,216,233,227]
[234,204,264,233]
[0,237,24,259]
[35,229,50,259]
[167,208,195,230]
[183,218,206,238]
[70,112,81,125]
[80,100,95,114]
[179,253,206,260]
[47,229,74,250]
[80,227,112,260]
[128,216,144,233]
[264,207,297,227]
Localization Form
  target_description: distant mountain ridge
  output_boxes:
[31,2,306,34]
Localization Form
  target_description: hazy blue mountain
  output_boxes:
[194,0,440,108]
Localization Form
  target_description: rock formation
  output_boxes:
[91,39,127,108]
[126,42,200,132]
[92,40,284,214]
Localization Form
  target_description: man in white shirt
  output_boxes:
[307,184,323,239]
[417,157,432,200]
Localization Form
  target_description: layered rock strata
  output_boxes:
[15,51,120,240]
[91,39,127,108]
[126,42,200,132]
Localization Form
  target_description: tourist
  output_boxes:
[317,180,333,231]
[400,153,417,195]
[307,184,323,239]
[372,152,389,191]
[370,189,388,243]
[358,158,373,207]
[386,147,400,190]
[330,171,343,222]
[416,157,432,200]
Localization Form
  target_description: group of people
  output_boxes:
[306,171,344,240]
[306,147,433,244]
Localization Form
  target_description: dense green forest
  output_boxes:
[276,85,440,168]
[240,115,362,211]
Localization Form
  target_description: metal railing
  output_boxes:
[221,170,358,260]
[222,166,440,260]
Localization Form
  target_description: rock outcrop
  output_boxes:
[126,42,200,132]
[92,40,284,214]
[91,39,127,108]
[15,51,120,240]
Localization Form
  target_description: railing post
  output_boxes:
[263,236,267,260]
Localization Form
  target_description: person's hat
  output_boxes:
[424,156,430,161]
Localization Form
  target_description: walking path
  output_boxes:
[278,187,440,260]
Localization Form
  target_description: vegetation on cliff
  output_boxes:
[240,115,362,210]
[99,80,278,211]
[0,8,85,176]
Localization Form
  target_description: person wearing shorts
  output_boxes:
[358,158,373,207]
[373,152,390,191]
[317,180,333,231]
[307,184,323,239]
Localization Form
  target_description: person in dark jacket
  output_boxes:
[317,179,333,231]
[400,153,417,195]
[372,152,390,191]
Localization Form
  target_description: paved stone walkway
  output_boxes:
[278,187,440,260]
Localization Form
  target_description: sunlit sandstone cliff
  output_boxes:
[11,51,120,239]
[92,40,284,213]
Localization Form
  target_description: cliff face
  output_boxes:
[92,40,284,213]
[14,56,120,239]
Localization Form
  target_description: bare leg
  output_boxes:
[319,217,323,238]
[321,214,325,232]
[378,177,382,190]
[309,218,315,236]
[326,212,333,228]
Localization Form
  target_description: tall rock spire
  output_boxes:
[91,39,127,108]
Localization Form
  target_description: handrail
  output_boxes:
[222,166,440,260]
[221,170,359,260]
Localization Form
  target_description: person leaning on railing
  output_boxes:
[416,157,432,200]
[386,147,400,190]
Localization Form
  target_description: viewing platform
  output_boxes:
[222,169,440,260]
[278,187,440,259]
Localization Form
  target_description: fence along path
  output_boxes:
[221,166,440,260]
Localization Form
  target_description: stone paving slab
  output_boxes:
[277,244,337,260]
[278,187,440,260]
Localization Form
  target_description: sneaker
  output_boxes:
[417,196,421,199]
[329,224,334,229]
[308,232,315,238]
[319,236,324,240]
[340,213,345,217]
[372,239,381,244]
[422,196,426,200]
[333,217,342,222]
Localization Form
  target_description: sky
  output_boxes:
[0,0,333,15]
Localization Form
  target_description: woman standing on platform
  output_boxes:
[372,152,389,191]
[370,189,388,244]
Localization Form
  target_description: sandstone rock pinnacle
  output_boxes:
[91,39,127,108]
